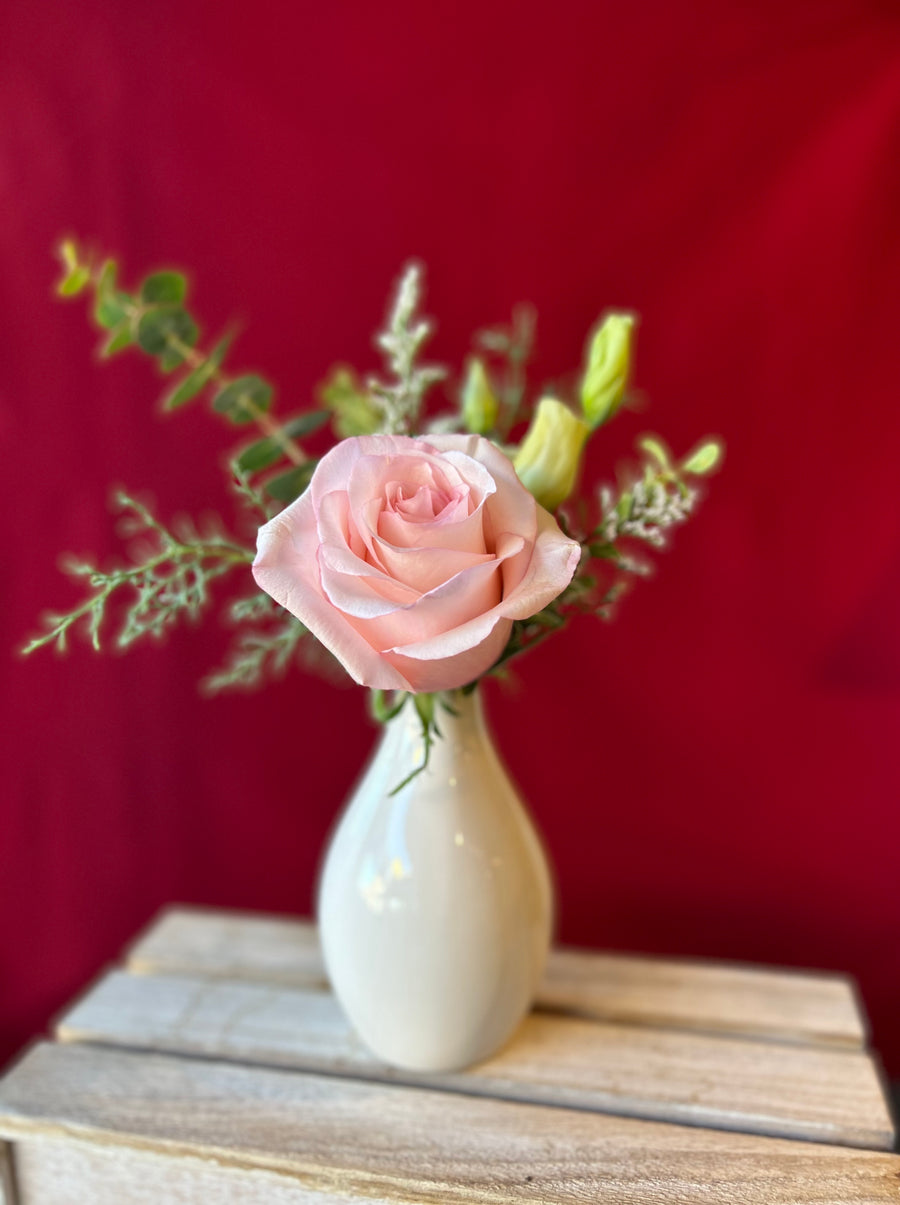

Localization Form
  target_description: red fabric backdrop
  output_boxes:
[3,0,900,1073]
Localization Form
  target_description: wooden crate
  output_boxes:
[0,906,897,1203]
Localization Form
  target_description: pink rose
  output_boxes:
[252,433,580,693]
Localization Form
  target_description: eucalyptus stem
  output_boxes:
[162,330,306,466]
[72,248,309,469]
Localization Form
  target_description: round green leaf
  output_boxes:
[136,308,199,360]
[140,271,187,305]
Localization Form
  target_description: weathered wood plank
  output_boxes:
[2,1044,900,1205]
[13,1138,390,1205]
[127,907,328,989]
[127,907,866,1048]
[56,969,895,1150]
[542,945,867,1047]
[0,1142,16,1205]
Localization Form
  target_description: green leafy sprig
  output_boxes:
[36,244,723,722]
[480,434,723,678]
[367,263,447,434]
[57,239,325,509]
[22,491,253,655]
[201,594,308,693]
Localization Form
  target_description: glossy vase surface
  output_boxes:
[317,689,553,1072]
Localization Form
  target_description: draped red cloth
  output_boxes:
[3,0,900,1073]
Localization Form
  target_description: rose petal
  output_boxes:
[316,489,368,562]
[372,541,497,594]
[383,533,525,662]
[356,550,509,651]
[379,484,472,543]
[429,435,538,551]
[498,506,581,619]
[384,618,513,693]
[319,542,421,615]
[253,433,581,694]
[253,490,415,691]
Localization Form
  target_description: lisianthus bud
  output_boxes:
[581,312,635,429]
[513,397,590,511]
[461,357,499,435]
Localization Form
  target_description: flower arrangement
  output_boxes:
[26,242,721,784]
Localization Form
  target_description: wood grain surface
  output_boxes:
[56,967,895,1150]
[12,1138,384,1205]
[127,907,328,990]
[128,906,867,1047]
[0,1142,16,1205]
[2,1043,900,1205]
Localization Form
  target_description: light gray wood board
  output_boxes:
[13,1138,393,1205]
[56,968,895,1150]
[128,906,866,1047]
[127,907,328,989]
[2,1043,899,1205]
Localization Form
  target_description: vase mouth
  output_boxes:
[400,684,484,724]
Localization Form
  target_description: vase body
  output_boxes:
[317,689,553,1072]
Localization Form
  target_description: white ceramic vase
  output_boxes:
[317,688,553,1073]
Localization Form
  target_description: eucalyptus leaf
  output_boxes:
[140,271,186,305]
[159,346,186,373]
[265,461,317,503]
[136,308,198,361]
[100,323,134,357]
[236,437,282,474]
[58,266,90,297]
[283,410,330,438]
[163,332,234,411]
[235,413,328,473]
[212,374,273,424]
[59,239,80,272]
[95,290,130,330]
[97,259,117,293]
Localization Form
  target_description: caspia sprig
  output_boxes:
[22,491,253,655]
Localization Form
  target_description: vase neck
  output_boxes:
[380,688,489,763]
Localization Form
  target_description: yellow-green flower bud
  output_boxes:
[513,397,590,511]
[461,357,499,435]
[580,312,636,429]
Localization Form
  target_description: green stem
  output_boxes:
[86,258,308,468]
[23,536,252,655]
[164,331,307,467]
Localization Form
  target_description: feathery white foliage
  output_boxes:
[600,478,697,548]
[369,263,446,433]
